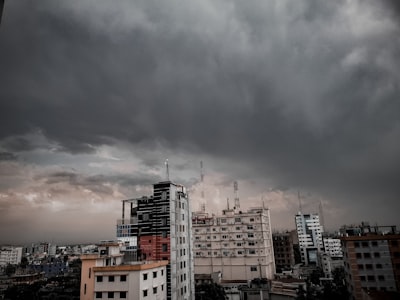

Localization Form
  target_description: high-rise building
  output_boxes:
[340,225,400,300]
[192,206,275,281]
[295,212,324,265]
[116,181,194,300]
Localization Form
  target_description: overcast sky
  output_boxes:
[1,0,399,245]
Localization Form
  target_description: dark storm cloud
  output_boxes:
[35,170,161,193]
[0,151,17,161]
[0,0,400,224]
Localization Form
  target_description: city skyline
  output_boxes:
[1,0,400,244]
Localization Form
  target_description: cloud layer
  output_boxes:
[1,0,399,244]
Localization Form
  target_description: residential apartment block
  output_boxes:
[192,207,275,281]
[340,226,400,300]
[81,241,168,300]
[272,231,296,271]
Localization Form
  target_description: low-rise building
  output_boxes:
[80,241,168,300]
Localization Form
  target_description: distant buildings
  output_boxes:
[295,212,324,266]
[0,246,23,267]
[340,224,400,300]
[192,206,275,281]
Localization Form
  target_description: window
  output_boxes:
[89,268,91,278]
[120,275,126,281]
[161,269,164,276]
[143,289,148,297]
[367,275,375,282]
[235,218,241,223]
[143,273,148,280]
[248,249,256,254]
[247,225,253,230]
[108,292,114,298]
[354,242,360,248]
[109,275,114,282]
[96,276,103,282]
[250,266,257,271]
[374,252,380,258]
[162,244,168,252]
[153,287,158,294]
[248,242,255,246]
[120,292,126,298]
[357,264,364,270]
[363,253,371,259]
[362,242,369,248]
[378,275,385,281]
[221,218,226,223]
[162,231,167,238]
[356,253,362,259]
[250,218,254,222]
[372,241,378,246]
[360,276,366,281]
[153,271,157,278]
[162,284,164,291]
[248,233,254,238]
[96,292,102,298]
[376,264,382,269]
[84,284,86,295]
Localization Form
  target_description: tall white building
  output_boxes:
[193,207,275,281]
[295,212,324,265]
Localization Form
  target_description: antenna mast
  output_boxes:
[200,161,206,212]
[298,191,302,214]
[319,200,325,230]
[234,181,240,209]
[165,159,170,181]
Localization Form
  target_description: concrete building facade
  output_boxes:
[295,213,324,266]
[81,242,168,300]
[341,233,400,300]
[116,181,194,300]
[273,231,296,271]
[0,246,23,266]
[192,207,275,281]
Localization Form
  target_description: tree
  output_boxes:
[195,283,228,300]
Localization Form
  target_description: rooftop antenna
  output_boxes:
[227,198,230,210]
[298,191,302,214]
[200,161,205,199]
[234,181,240,209]
[200,161,206,212]
[165,159,170,181]
[319,200,325,230]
